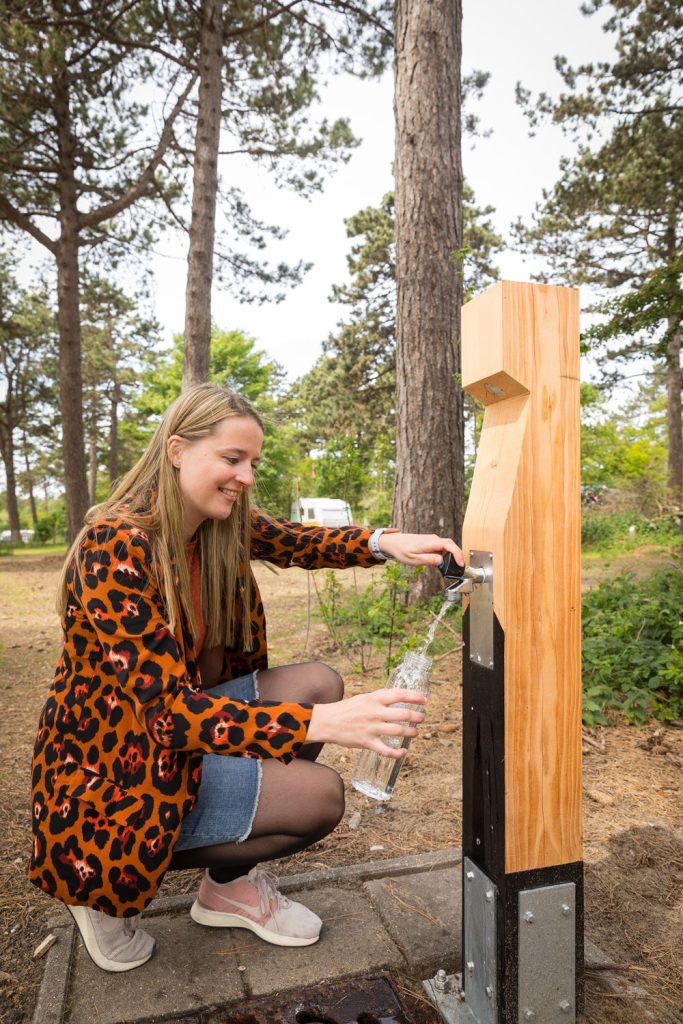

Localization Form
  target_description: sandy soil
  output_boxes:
[0,554,681,1024]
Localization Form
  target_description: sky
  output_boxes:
[148,0,618,383]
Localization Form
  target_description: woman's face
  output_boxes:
[167,415,263,540]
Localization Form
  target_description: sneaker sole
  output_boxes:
[67,905,154,972]
[189,899,320,947]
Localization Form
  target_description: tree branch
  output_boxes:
[0,195,57,253]
[78,72,198,231]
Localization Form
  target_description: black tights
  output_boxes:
[169,662,345,883]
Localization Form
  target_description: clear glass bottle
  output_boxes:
[351,650,432,802]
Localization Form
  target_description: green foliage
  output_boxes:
[582,566,683,725]
[581,510,680,548]
[312,564,461,674]
[33,505,67,545]
[580,381,669,505]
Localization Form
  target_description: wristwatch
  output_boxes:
[369,528,392,560]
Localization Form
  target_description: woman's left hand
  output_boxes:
[378,531,464,568]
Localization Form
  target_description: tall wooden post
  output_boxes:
[457,281,583,1023]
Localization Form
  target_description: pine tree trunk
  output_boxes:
[54,72,89,541]
[666,321,682,504]
[393,0,465,601]
[0,415,22,542]
[88,406,98,506]
[22,434,38,526]
[109,381,120,488]
[182,0,223,389]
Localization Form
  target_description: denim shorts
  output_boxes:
[175,672,262,851]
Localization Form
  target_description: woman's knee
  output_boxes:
[315,765,345,833]
[302,662,343,704]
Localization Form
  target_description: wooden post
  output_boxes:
[457,281,583,1023]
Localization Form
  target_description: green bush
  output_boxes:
[582,566,683,725]
[581,510,680,548]
[34,506,67,544]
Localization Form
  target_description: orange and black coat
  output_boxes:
[29,511,376,916]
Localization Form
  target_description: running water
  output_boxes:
[351,599,455,801]
[418,598,455,657]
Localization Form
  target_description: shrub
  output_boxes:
[582,510,680,548]
[582,566,683,725]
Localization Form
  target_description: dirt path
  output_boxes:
[0,555,681,1023]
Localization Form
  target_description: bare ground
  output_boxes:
[0,554,681,1024]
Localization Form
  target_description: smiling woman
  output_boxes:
[167,416,263,539]
[28,382,463,974]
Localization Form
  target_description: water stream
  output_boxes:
[351,597,456,801]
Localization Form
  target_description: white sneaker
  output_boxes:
[190,867,322,947]
[67,905,155,972]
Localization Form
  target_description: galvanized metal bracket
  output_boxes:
[462,857,498,1024]
[518,882,576,1023]
[469,551,494,670]
[423,972,476,1024]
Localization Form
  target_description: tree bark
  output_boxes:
[0,418,22,544]
[392,0,464,600]
[183,0,224,389]
[22,433,38,526]
[88,404,98,506]
[109,380,120,489]
[665,320,682,504]
[54,72,89,540]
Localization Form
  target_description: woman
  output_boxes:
[29,384,463,972]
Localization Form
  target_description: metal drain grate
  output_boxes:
[182,975,415,1024]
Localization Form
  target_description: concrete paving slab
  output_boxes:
[234,887,405,998]
[364,866,461,976]
[67,912,245,1024]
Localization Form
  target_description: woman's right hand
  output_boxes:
[306,688,427,759]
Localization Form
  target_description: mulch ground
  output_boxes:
[0,554,681,1024]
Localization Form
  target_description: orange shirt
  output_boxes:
[185,539,207,654]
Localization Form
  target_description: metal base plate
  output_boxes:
[423,973,476,1024]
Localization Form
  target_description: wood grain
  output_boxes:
[461,281,582,873]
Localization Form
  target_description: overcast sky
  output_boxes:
[149,0,617,382]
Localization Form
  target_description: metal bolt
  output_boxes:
[524,911,535,923]
[466,870,474,880]
[485,985,493,999]
[561,903,572,916]
[476,837,481,845]
[433,969,449,992]
[466,961,475,976]
[559,1000,571,1013]
[476,653,482,662]
[485,890,494,902]
[524,1012,536,1021]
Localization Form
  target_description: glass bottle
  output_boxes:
[351,650,432,802]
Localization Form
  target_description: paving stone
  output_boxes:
[364,865,461,976]
[234,887,405,998]
[67,912,245,1024]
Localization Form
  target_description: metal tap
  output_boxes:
[438,552,490,602]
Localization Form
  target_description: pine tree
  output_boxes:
[515,0,683,502]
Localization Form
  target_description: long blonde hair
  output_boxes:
[58,384,264,650]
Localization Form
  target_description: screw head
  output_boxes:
[466,960,475,975]
[466,870,474,880]
[485,889,494,902]
[485,985,493,999]
[561,903,572,916]
[559,1000,571,1012]
[524,911,535,923]
[524,1012,536,1021]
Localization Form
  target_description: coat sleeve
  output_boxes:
[250,510,379,570]
[74,522,311,761]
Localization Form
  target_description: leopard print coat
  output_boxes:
[28,510,377,916]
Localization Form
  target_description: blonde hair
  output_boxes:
[58,384,264,650]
